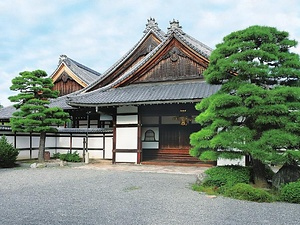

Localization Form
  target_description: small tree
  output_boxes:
[0,135,19,167]
[190,25,300,187]
[9,70,70,163]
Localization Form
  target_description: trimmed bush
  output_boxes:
[59,151,81,162]
[225,183,274,202]
[202,166,251,191]
[0,135,19,168]
[280,180,300,204]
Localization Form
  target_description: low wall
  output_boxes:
[0,130,113,160]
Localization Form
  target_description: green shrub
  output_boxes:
[0,135,19,168]
[202,166,251,192]
[199,150,218,161]
[280,180,300,203]
[192,184,218,195]
[52,152,60,159]
[59,151,81,162]
[225,183,274,202]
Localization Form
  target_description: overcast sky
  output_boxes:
[1,0,299,107]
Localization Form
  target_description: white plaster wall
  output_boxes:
[32,136,40,148]
[2,132,112,160]
[5,135,14,145]
[58,136,71,147]
[72,137,84,148]
[117,115,138,124]
[88,137,103,149]
[115,152,137,163]
[18,150,30,159]
[116,127,138,149]
[86,137,104,158]
[88,150,104,159]
[45,136,56,148]
[217,156,246,166]
[15,136,30,148]
[29,150,39,159]
[104,137,113,159]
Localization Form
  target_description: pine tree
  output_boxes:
[9,70,70,163]
[190,25,300,186]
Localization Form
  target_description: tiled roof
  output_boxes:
[0,126,113,134]
[48,94,77,109]
[80,19,213,96]
[52,55,101,85]
[167,19,212,58]
[174,30,212,58]
[0,106,15,120]
[56,127,113,133]
[69,80,221,107]
[0,94,76,120]
[76,31,212,93]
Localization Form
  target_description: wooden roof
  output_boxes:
[68,18,217,107]
[51,55,101,88]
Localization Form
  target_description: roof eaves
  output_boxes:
[68,99,203,108]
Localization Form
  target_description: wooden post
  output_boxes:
[112,114,116,164]
[30,132,32,159]
[137,113,142,164]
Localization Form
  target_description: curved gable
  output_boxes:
[89,31,163,91]
[114,34,210,87]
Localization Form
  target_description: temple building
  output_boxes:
[0,18,221,165]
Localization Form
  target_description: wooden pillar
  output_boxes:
[103,133,106,159]
[30,132,32,159]
[137,112,142,164]
[70,133,73,154]
[14,132,16,149]
[112,114,116,164]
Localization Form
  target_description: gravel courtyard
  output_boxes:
[1,165,300,225]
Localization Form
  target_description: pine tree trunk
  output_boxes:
[38,132,46,163]
[252,158,270,188]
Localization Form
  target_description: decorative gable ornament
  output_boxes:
[143,17,161,33]
[167,19,184,34]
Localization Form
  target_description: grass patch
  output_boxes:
[192,184,218,195]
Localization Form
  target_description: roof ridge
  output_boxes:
[73,24,212,99]
[82,18,166,92]
[68,57,101,76]
[172,30,212,58]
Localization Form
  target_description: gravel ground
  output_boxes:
[1,166,300,225]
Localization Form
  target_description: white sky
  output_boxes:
[1,0,299,106]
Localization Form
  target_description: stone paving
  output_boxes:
[79,159,208,175]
